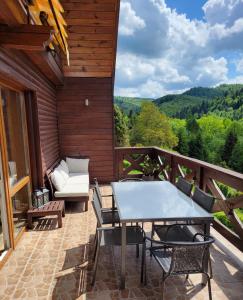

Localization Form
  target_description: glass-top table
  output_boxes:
[111,180,214,289]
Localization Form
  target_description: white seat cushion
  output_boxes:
[68,173,89,185]
[66,157,89,173]
[54,184,89,197]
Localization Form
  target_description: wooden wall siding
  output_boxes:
[57,77,114,182]
[61,0,120,78]
[0,47,59,182]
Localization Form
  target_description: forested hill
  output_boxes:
[114,96,153,115]
[114,84,243,120]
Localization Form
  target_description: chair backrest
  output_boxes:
[170,239,213,274]
[120,178,144,182]
[192,187,215,212]
[91,189,103,227]
[93,178,103,207]
[176,177,193,196]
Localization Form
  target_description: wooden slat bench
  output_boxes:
[27,200,65,229]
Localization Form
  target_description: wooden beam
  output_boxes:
[0,24,53,51]
[0,0,26,26]
[27,50,64,85]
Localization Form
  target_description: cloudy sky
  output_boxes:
[114,0,243,98]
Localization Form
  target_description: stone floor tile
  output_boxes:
[0,186,242,300]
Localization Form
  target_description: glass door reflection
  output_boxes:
[0,137,10,257]
[0,87,31,241]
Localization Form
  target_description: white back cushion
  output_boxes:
[51,169,66,191]
[56,164,69,181]
[60,160,69,174]
[66,157,89,173]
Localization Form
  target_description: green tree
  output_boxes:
[222,128,238,164]
[175,127,189,155]
[188,132,206,160]
[130,102,178,148]
[186,116,200,134]
[114,104,129,147]
[229,140,243,173]
[186,117,207,160]
[198,115,228,164]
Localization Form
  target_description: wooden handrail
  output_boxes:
[114,146,243,251]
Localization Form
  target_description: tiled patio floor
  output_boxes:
[0,186,243,300]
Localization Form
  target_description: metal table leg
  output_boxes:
[121,222,126,289]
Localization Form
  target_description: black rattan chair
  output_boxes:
[141,233,214,300]
[91,196,145,286]
[153,224,196,243]
[192,187,215,213]
[176,177,193,196]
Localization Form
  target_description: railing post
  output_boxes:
[199,166,206,191]
[170,155,176,184]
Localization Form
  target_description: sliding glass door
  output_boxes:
[0,86,31,245]
[0,147,10,257]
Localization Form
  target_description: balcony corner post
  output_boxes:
[199,166,206,191]
[170,155,176,184]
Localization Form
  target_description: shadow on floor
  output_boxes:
[52,235,95,300]
[32,217,59,231]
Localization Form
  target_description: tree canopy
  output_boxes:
[130,102,178,148]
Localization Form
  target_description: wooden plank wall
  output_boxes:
[61,0,119,77]
[0,48,59,182]
[57,77,114,182]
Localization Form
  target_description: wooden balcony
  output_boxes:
[0,187,242,299]
[114,146,243,252]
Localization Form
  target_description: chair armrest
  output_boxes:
[101,208,118,212]
[145,235,214,247]
[193,233,215,243]
[97,226,116,231]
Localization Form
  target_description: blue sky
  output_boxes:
[165,0,207,20]
[114,0,243,98]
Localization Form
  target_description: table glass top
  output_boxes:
[111,181,213,222]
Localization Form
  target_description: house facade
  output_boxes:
[0,0,120,267]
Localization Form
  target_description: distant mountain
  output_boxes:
[115,84,243,120]
[155,84,243,119]
[154,86,226,117]
[114,96,153,115]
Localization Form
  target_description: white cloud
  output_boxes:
[119,2,146,36]
[203,0,243,26]
[236,58,243,73]
[195,57,228,85]
[115,0,243,97]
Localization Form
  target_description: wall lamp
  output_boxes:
[84,98,89,106]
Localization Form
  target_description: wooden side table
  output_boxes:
[27,201,65,229]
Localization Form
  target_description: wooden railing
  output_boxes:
[114,147,243,251]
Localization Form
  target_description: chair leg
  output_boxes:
[136,244,139,258]
[150,223,154,257]
[207,276,212,300]
[209,253,213,279]
[141,243,145,283]
[92,236,101,286]
[92,232,98,262]
[161,273,165,300]
[144,246,147,285]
